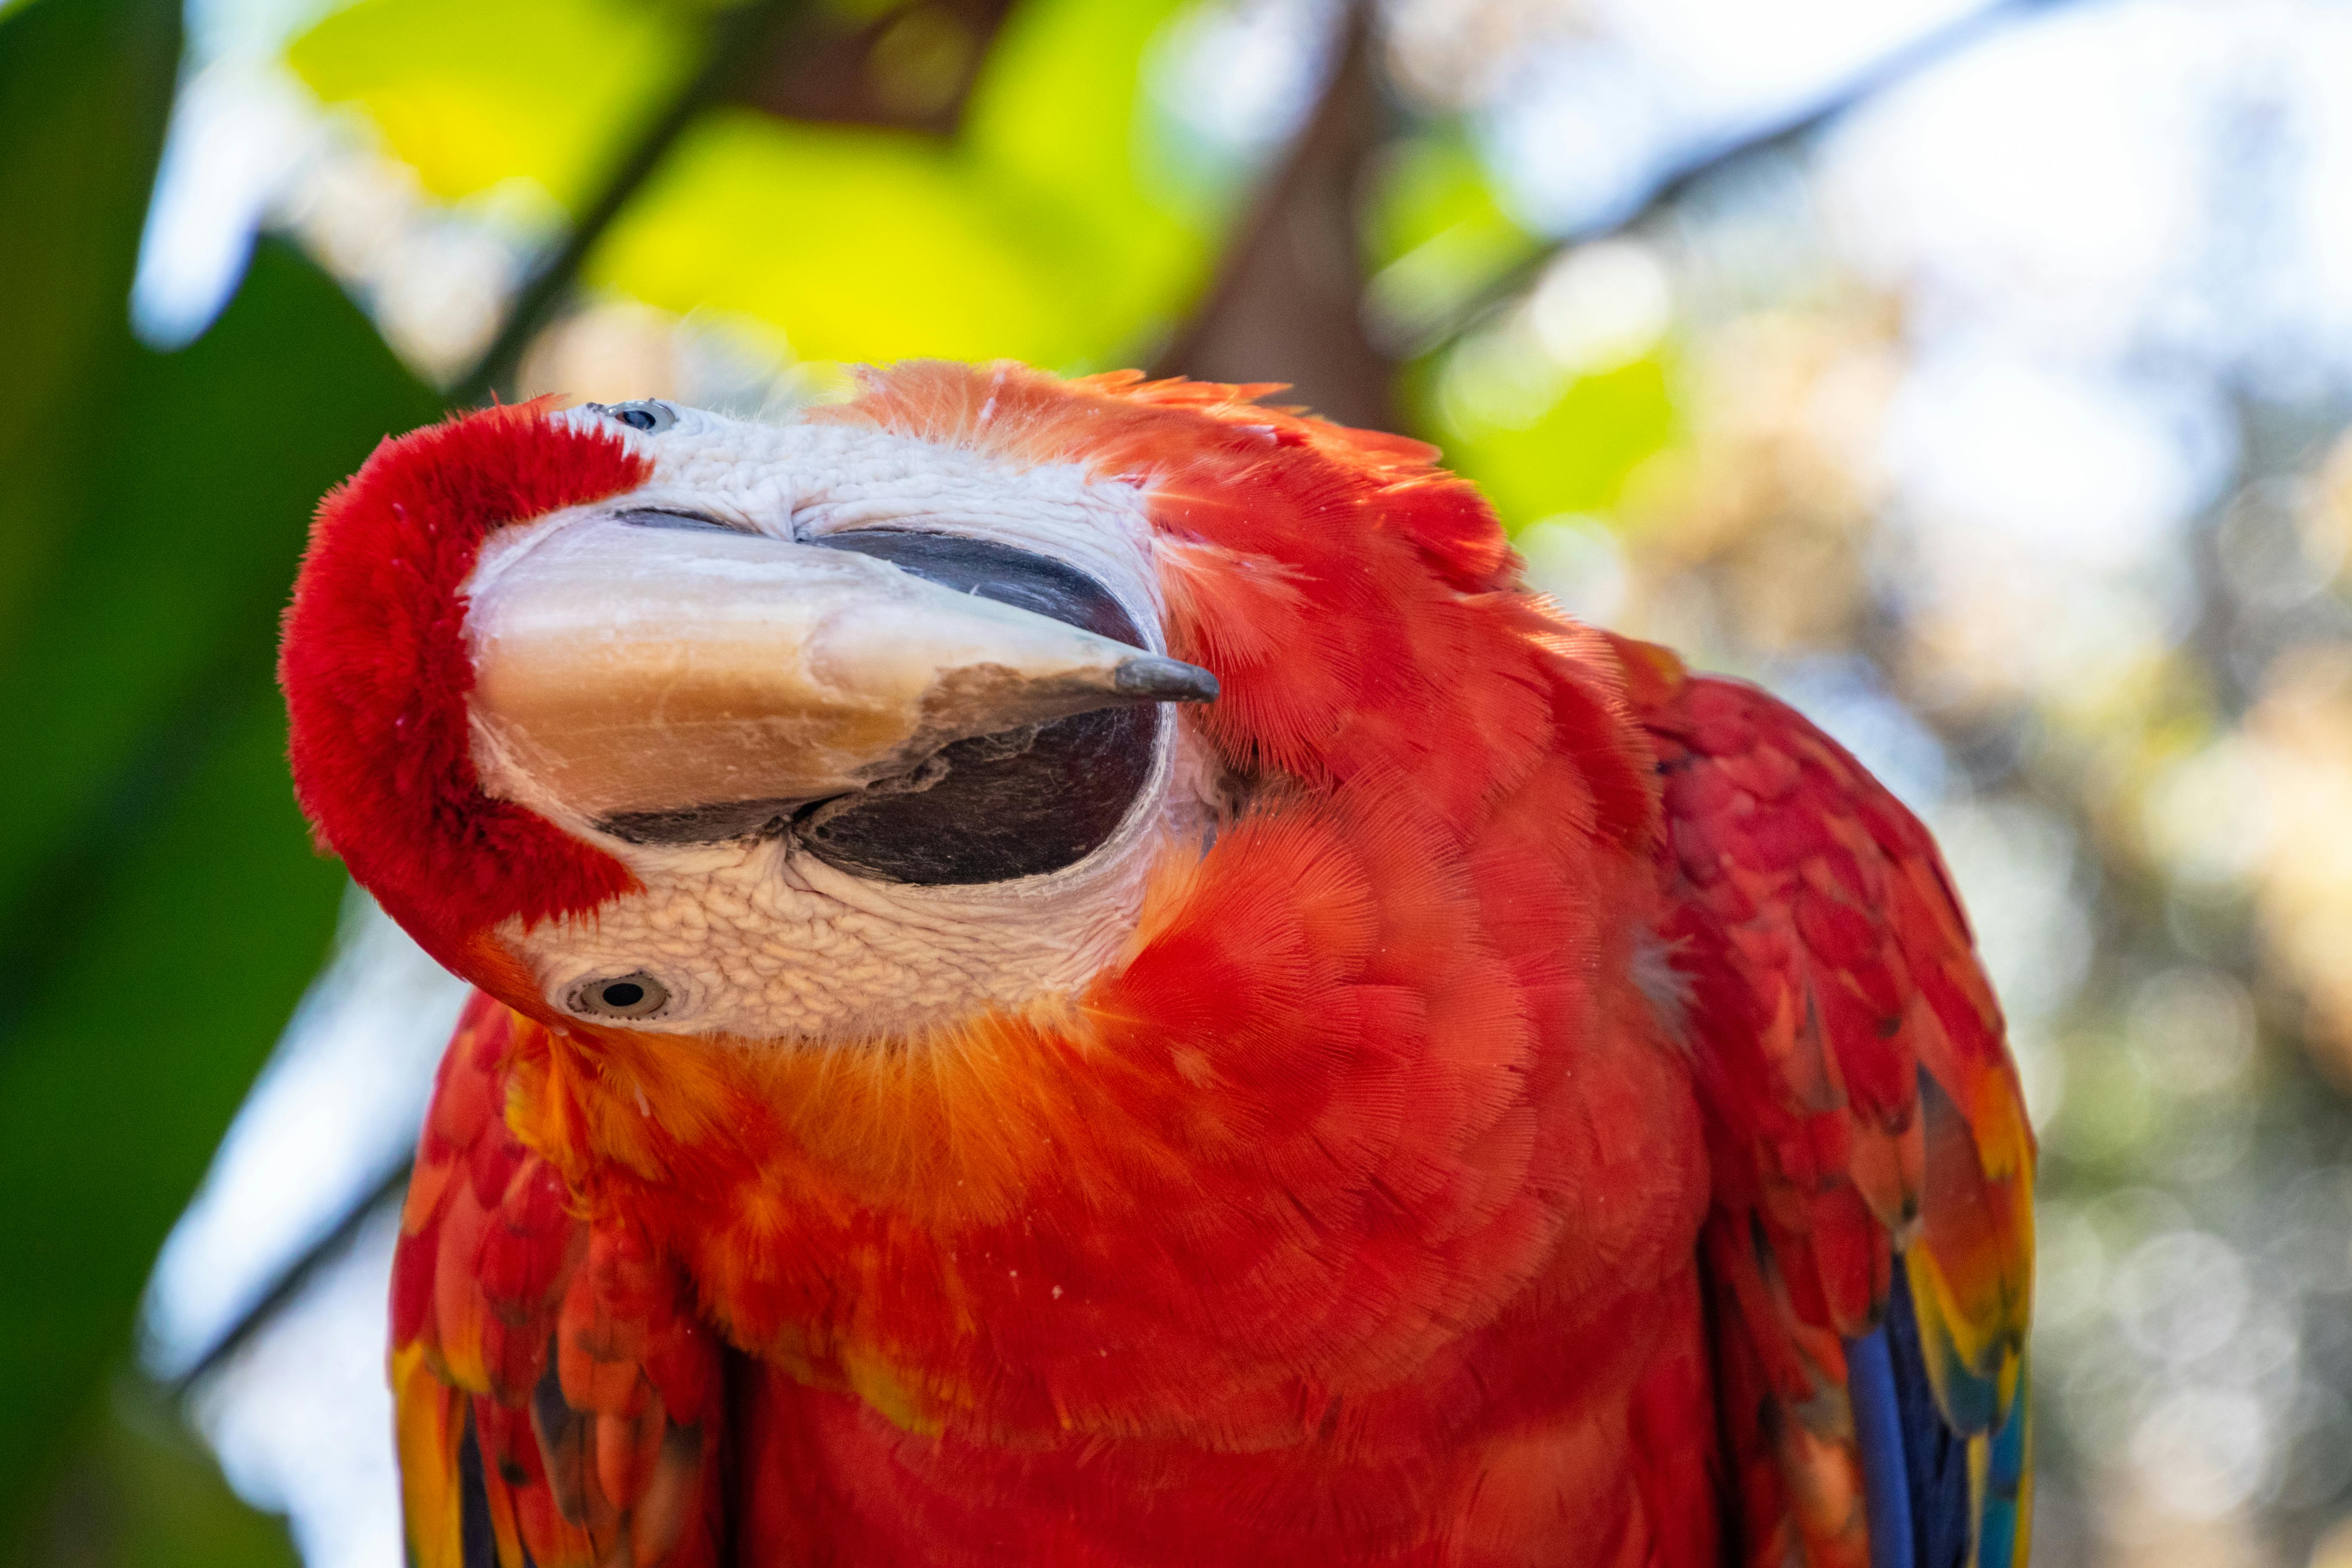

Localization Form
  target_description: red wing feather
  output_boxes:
[1609,634,2035,1568]
[392,992,728,1568]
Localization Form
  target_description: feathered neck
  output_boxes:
[492,608,1696,1453]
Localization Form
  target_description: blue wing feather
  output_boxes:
[1848,1327,1914,1568]
[1850,1261,1975,1568]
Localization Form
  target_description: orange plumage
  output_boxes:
[282,364,2032,1567]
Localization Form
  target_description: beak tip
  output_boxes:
[1114,655,1220,704]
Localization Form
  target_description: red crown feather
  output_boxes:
[279,401,646,972]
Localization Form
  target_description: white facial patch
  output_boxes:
[556,401,1167,625]
[478,401,1216,1045]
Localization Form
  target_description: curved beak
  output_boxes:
[462,515,1214,835]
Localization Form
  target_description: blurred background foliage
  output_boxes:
[5,0,2352,1563]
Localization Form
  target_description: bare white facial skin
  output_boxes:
[466,401,1220,1045]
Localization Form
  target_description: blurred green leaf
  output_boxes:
[1361,125,1534,274]
[0,674,348,1535]
[593,112,1111,364]
[5,1379,300,1568]
[597,0,1205,368]
[1360,127,1541,352]
[0,8,442,1544]
[959,0,1205,350]
[0,0,179,638]
[292,0,1213,369]
[1411,349,1680,532]
[0,213,439,1531]
[0,239,444,930]
[288,0,699,213]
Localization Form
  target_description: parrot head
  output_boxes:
[281,361,1648,1049]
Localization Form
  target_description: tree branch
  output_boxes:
[1148,0,1398,431]
[167,1158,410,1396]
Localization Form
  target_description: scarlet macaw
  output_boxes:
[277,363,2033,1568]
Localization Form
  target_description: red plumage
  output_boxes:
[282,364,2032,1567]
[279,399,644,972]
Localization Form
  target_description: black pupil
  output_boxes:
[618,408,657,430]
[601,981,645,1008]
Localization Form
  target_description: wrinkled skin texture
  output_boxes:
[282,366,2033,1568]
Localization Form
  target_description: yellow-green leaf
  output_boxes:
[1415,349,1680,532]
[288,0,697,212]
[593,113,1094,364]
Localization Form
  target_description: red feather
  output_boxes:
[393,995,725,1568]
[1611,632,2034,1568]
[279,401,644,973]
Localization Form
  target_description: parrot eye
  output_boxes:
[568,971,672,1020]
[603,401,676,435]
